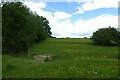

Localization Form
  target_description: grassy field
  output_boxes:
[2,38,119,78]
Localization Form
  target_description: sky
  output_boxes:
[24,0,119,38]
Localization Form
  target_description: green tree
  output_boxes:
[40,16,52,37]
[2,2,30,54]
[91,26,120,46]
[33,14,47,42]
[2,2,52,54]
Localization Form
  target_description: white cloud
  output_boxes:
[24,1,46,12]
[23,1,54,24]
[52,14,118,38]
[23,1,73,37]
[82,0,119,10]
[75,14,117,32]
[75,0,120,14]
[54,12,72,20]
[23,1,72,23]
[24,1,118,38]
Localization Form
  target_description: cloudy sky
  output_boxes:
[24,0,119,38]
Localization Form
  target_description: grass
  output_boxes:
[2,38,119,78]
[0,54,2,78]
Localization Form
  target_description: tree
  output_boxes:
[2,2,52,54]
[2,2,30,54]
[91,26,120,46]
[26,13,51,42]
[40,16,52,37]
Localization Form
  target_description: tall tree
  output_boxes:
[40,16,52,37]
[2,2,52,54]
[2,2,30,54]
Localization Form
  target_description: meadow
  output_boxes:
[2,38,119,78]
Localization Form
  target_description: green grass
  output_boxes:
[2,38,119,78]
[0,54,2,78]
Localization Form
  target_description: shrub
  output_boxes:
[91,26,120,46]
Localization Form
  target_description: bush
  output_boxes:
[91,26,120,46]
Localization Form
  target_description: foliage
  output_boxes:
[91,26,120,46]
[2,2,52,54]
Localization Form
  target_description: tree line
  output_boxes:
[2,2,52,54]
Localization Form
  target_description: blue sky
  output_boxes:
[24,0,119,38]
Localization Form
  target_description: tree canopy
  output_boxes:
[2,2,52,54]
[91,26,120,46]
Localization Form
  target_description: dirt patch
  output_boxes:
[33,55,52,62]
